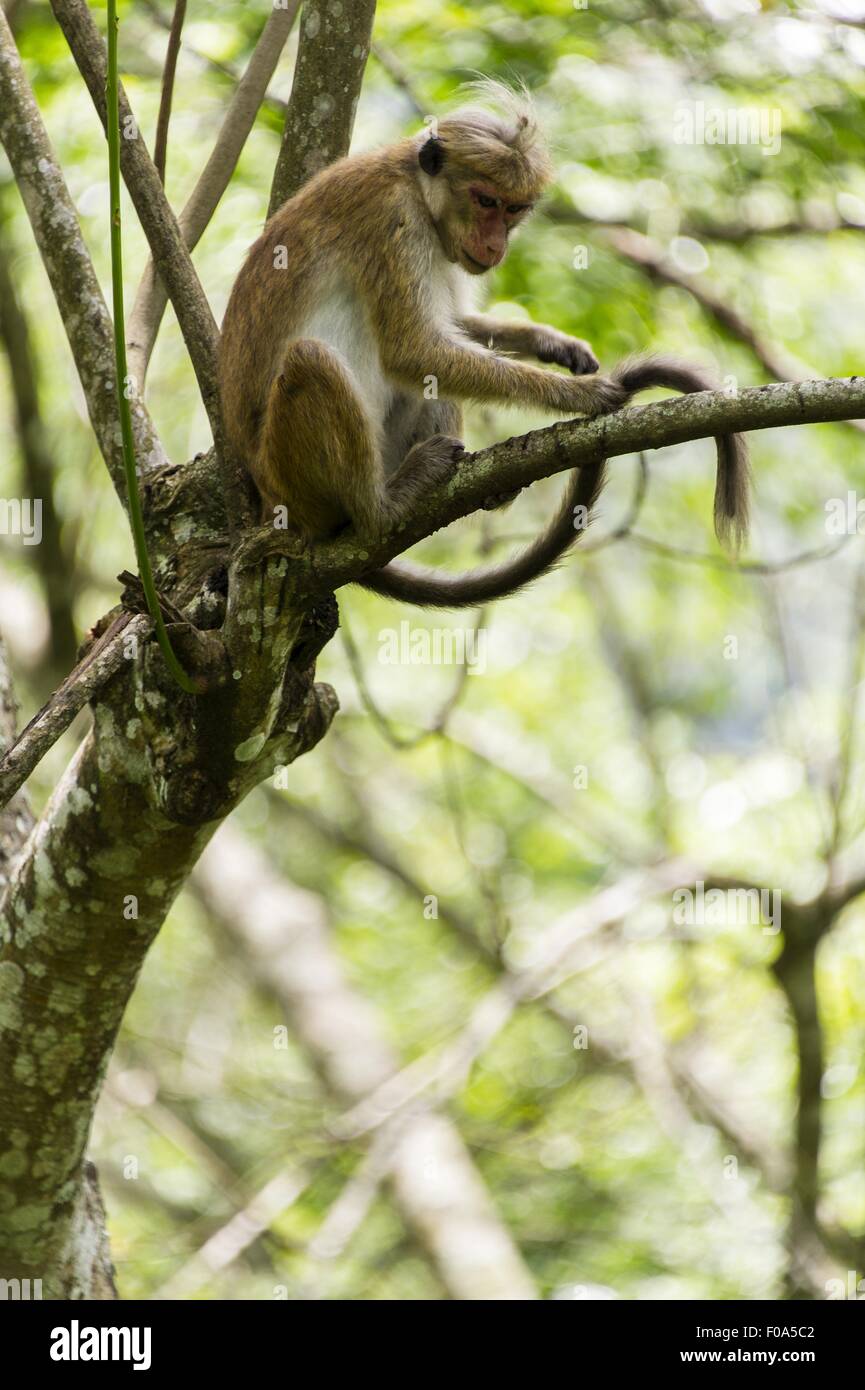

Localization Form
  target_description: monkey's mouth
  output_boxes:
[460,248,492,273]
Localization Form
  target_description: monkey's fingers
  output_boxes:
[538,335,599,376]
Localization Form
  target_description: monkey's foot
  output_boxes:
[393,433,464,490]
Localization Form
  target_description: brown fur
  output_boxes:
[220,87,749,608]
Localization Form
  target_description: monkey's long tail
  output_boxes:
[360,353,749,610]
[359,457,605,609]
[614,354,750,551]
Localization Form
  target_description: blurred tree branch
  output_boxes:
[0,214,79,675]
[49,0,221,445]
[546,198,865,248]
[331,858,698,1141]
[0,7,166,496]
[194,825,539,1300]
[152,0,186,184]
[598,224,865,437]
[127,1,301,393]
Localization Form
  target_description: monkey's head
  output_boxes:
[416,82,554,275]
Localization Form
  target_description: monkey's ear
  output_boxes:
[418,136,446,177]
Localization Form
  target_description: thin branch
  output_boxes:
[271,793,485,951]
[152,0,186,184]
[268,0,377,216]
[579,452,650,552]
[0,8,166,497]
[303,1123,405,1280]
[629,530,853,573]
[50,0,221,443]
[546,198,865,247]
[339,602,486,751]
[0,634,34,899]
[0,614,148,811]
[153,1168,310,1300]
[371,41,426,118]
[127,1,301,391]
[142,0,288,115]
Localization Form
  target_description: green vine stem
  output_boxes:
[106,0,197,694]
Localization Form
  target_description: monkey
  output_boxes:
[219,82,749,608]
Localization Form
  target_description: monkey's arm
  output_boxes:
[378,316,621,416]
[360,213,622,415]
[460,314,599,375]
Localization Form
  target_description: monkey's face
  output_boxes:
[453,183,534,274]
[417,135,537,276]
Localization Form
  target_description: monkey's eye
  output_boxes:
[506,203,531,216]
[476,193,498,209]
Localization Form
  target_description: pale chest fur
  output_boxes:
[293,259,474,435]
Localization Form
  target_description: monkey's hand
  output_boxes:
[563,372,630,418]
[536,331,599,376]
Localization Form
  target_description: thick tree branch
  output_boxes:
[142,0,289,117]
[268,0,376,216]
[0,8,166,497]
[6,374,862,817]
[0,663,336,1293]
[50,0,221,443]
[127,1,301,391]
[240,375,865,595]
[371,41,425,118]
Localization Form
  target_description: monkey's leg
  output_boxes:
[386,395,517,512]
[408,395,519,511]
[259,340,457,541]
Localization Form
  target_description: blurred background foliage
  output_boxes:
[2,0,865,1299]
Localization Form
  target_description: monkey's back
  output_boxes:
[219,145,422,467]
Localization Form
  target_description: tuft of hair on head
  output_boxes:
[434,77,554,202]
